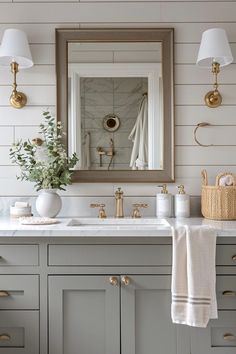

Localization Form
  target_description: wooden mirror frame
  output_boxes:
[56,28,174,183]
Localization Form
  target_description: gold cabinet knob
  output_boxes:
[0,291,9,297]
[0,334,11,341]
[222,290,236,296]
[121,276,130,286]
[109,276,118,286]
[232,255,236,261]
[223,333,236,341]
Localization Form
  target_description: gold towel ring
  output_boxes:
[194,122,213,147]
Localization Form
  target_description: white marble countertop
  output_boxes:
[0,216,236,237]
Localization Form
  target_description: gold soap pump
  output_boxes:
[174,185,190,218]
[156,184,172,218]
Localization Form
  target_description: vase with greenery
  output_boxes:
[10,111,78,217]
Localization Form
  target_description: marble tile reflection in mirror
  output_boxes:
[68,42,163,171]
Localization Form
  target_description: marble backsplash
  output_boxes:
[0,195,201,218]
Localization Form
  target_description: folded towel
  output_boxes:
[14,202,29,208]
[219,174,234,186]
[171,225,217,327]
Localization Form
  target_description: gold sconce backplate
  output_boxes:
[10,91,27,109]
[204,90,222,108]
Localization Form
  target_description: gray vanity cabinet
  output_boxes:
[48,275,120,354]
[49,274,183,354]
[121,275,179,354]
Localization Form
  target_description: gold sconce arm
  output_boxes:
[205,62,222,108]
[194,122,213,147]
[10,62,27,109]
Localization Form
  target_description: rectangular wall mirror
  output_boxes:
[56,28,174,182]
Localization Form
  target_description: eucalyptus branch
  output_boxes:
[10,112,78,191]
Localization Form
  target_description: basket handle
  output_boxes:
[201,170,208,186]
[215,172,236,186]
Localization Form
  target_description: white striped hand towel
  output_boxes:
[171,225,217,327]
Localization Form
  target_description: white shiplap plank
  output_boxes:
[0,107,51,126]
[160,2,236,22]
[0,24,79,44]
[0,3,161,23]
[176,146,236,165]
[0,166,19,179]
[175,64,236,85]
[175,85,236,105]
[175,43,236,64]
[30,44,55,65]
[176,106,236,126]
[176,125,236,146]
[14,126,41,143]
[0,147,11,165]
[176,165,236,179]
[0,179,35,196]
[0,86,55,106]
[0,127,14,146]
[0,66,55,85]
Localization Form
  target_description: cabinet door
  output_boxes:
[121,275,188,354]
[49,275,120,354]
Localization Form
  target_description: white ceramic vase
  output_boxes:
[36,189,62,218]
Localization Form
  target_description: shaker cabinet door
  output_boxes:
[121,275,188,354]
[48,275,120,354]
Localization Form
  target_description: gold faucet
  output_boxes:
[115,188,124,218]
[132,203,148,218]
[90,203,107,218]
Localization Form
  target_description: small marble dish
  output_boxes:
[19,217,59,225]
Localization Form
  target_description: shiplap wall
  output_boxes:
[0,0,236,199]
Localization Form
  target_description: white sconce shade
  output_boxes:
[197,28,233,68]
[0,29,33,68]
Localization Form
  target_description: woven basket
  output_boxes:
[201,170,236,220]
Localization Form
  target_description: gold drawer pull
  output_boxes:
[0,334,11,341]
[232,255,236,261]
[223,333,236,341]
[121,276,130,286]
[109,276,118,286]
[222,290,236,296]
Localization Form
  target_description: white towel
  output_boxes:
[128,95,148,170]
[81,132,91,170]
[171,225,217,327]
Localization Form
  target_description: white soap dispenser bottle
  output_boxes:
[156,184,172,218]
[174,185,190,218]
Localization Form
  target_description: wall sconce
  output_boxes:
[196,28,233,108]
[0,29,33,109]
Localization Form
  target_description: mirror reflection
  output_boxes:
[68,42,163,171]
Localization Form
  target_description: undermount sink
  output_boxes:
[67,218,169,229]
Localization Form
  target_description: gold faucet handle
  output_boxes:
[90,203,107,218]
[132,203,148,218]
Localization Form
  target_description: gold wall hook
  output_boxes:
[194,122,213,147]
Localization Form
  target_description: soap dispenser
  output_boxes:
[156,184,172,218]
[174,185,190,218]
